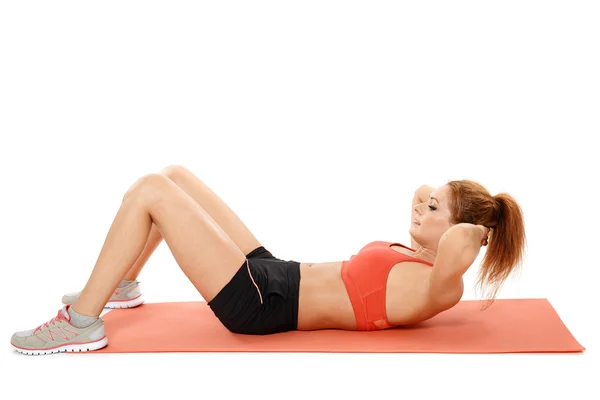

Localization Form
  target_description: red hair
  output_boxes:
[446,180,526,309]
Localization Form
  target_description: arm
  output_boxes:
[410,185,435,249]
[428,223,488,302]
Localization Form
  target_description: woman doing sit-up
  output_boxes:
[11,165,526,355]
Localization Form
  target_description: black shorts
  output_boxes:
[207,246,301,335]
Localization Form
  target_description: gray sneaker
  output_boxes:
[62,280,144,309]
[11,305,108,355]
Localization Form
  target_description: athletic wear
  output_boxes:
[118,279,134,288]
[208,246,301,335]
[11,305,107,355]
[67,306,99,328]
[62,279,144,309]
[341,241,434,331]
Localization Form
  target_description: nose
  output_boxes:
[413,203,423,216]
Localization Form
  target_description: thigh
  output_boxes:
[133,174,247,303]
[160,165,263,257]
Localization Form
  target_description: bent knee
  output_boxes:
[159,164,191,182]
[123,173,172,203]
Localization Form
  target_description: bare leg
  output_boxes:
[72,174,246,317]
[122,224,162,281]
[121,165,262,281]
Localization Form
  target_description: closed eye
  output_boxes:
[428,205,437,211]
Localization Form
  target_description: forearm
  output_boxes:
[413,185,435,204]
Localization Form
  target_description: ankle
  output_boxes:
[67,306,99,329]
[118,279,134,288]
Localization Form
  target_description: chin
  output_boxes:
[409,225,420,236]
[408,230,422,244]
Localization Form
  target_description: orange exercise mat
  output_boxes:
[89,298,584,354]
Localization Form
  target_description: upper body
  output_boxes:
[295,180,526,331]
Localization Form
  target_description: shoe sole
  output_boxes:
[105,294,145,309]
[63,294,144,309]
[12,336,109,356]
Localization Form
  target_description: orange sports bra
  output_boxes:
[341,241,434,331]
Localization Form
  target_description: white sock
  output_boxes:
[118,279,134,288]
[67,307,99,329]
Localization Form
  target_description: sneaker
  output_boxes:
[11,305,108,355]
[62,280,144,309]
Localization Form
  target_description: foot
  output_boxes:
[11,305,108,355]
[62,280,144,309]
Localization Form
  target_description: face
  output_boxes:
[409,184,455,250]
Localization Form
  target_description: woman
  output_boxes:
[10,165,526,355]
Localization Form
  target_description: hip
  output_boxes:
[208,246,302,335]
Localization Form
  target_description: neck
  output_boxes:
[412,246,436,264]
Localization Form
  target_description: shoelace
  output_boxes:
[34,309,67,333]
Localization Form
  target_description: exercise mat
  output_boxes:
[85,298,584,354]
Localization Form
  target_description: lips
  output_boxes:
[413,219,420,226]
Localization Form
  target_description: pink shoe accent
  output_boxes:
[39,327,74,342]
[34,307,69,334]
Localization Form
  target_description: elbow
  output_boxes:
[442,223,481,246]
[439,224,472,247]
[439,225,481,267]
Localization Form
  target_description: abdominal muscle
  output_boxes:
[296,261,464,331]
[297,261,357,330]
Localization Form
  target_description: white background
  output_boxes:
[1,1,598,399]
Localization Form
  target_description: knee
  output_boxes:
[122,173,171,203]
[159,164,190,183]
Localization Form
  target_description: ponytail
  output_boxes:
[476,194,526,309]
[446,180,527,309]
